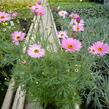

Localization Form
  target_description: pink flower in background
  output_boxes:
[70,13,80,25]
[75,17,81,23]
[58,10,68,19]
[89,41,109,56]
[57,31,68,39]
[31,4,46,16]
[12,31,25,45]
[27,44,45,58]
[69,13,80,20]
[61,38,82,53]
[37,8,46,16]
[74,18,84,25]
[31,4,42,12]
[73,24,84,32]
[0,12,11,23]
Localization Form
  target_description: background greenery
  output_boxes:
[0,0,37,8]
[48,0,104,3]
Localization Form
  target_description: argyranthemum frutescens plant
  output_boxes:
[57,9,109,109]
[0,6,34,67]
[0,11,20,67]
[0,6,34,96]
[11,3,109,109]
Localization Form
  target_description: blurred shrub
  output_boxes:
[49,0,104,3]
[0,0,37,8]
[49,0,90,2]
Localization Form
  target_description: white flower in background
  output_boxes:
[57,31,68,39]
[58,10,68,19]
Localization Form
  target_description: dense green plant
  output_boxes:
[13,46,95,108]
[12,9,109,109]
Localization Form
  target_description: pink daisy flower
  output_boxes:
[12,31,26,45]
[31,4,42,12]
[0,12,11,23]
[57,31,68,39]
[36,8,46,16]
[27,44,45,58]
[31,4,46,16]
[58,10,68,19]
[61,38,82,53]
[89,41,109,56]
[73,24,84,32]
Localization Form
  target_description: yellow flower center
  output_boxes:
[67,44,74,49]
[34,49,39,53]
[61,33,64,36]
[35,7,39,10]
[61,12,64,15]
[77,27,80,31]
[16,36,20,40]
[98,48,103,52]
[0,16,5,19]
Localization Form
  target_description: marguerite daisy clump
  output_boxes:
[0,12,11,23]
[89,41,109,56]
[10,4,109,109]
[27,44,45,58]
[69,13,85,32]
[61,38,82,53]
[12,31,26,45]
